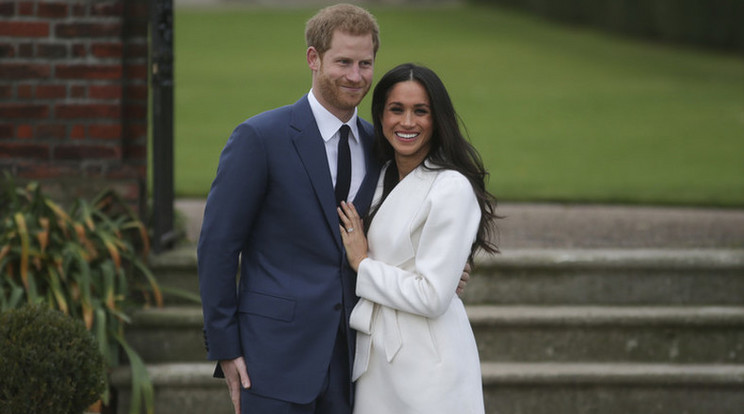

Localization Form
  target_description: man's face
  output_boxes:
[308,30,375,121]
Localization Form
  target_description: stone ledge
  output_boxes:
[482,362,744,385]
[111,362,218,387]
[477,248,744,269]
[467,305,744,327]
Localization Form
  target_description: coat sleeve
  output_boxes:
[197,121,269,360]
[355,172,480,318]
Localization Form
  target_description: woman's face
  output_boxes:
[381,80,433,170]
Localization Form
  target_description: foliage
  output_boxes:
[173,6,744,207]
[470,0,744,51]
[0,178,161,414]
[0,304,106,414]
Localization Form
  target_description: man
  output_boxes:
[199,5,380,413]
[198,4,467,414]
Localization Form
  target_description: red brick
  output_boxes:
[70,124,85,139]
[37,2,68,18]
[0,123,12,139]
[17,84,32,99]
[17,124,32,138]
[0,143,49,159]
[0,2,14,16]
[125,2,149,19]
[0,103,49,118]
[91,2,122,17]
[18,43,33,57]
[84,165,104,175]
[0,63,50,79]
[56,22,121,38]
[124,64,147,80]
[89,123,121,139]
[70,85,86,98]
[91,43,122,58]
[56,64,122,80]
[0,43,14,58]
[0,21,49,37]
[14,163,69,178]
[124,42,148,59]
[125,85,147,100]
[124,123,147,139]
[127,21,148,38]
[36,84,66,99]
[0,84,11,98]
[53,144,120,160]
[72,43,86,57]
[56,103,120,119]
[36,124,66,139]
[90,84,122,100]
[105,165,142,179]
[18,2,33,15]
[124,103,146,119]
[71,4,85,17]
[37,43,67,58]
[124,143,146,160]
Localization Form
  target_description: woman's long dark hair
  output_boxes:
[368,63,500,259]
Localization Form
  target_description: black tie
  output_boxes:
[335,124,351,206]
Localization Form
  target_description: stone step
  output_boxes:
[148,246,201,305]
[468,305,744,363]
[151,247,744,306]
[111,363,231,414]
[482,362,744,414]
[463,249,744,305]
[126,305,744,365]
[125,306,205,363]
[111,362,744,414]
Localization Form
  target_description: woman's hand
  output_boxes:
[338,201,368,272]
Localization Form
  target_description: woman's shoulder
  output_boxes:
[416,164,473,200]
[420,162,469,186]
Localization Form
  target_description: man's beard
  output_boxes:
[316,73,369,113]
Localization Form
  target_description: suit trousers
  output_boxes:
[240,323,352,414]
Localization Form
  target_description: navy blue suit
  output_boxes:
[198,95,381,406]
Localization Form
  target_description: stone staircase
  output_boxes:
[112,246,744,414]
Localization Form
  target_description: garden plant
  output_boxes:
[0,304,106,414]
[0,178,162,414]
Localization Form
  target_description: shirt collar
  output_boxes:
[308,89,360,143]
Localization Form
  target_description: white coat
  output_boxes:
[350,162,485,414]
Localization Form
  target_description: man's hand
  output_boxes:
[220,356,251,414]
[456,262,472,297]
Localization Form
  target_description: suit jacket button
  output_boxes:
[334,303,342,311]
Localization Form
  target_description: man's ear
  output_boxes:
[307,47,320,71]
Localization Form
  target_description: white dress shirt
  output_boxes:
[308,89,366,203]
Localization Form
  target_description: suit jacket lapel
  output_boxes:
[290,96,343,248]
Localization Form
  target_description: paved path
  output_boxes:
[175,199,744,250]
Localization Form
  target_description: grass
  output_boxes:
[172,4,744,207]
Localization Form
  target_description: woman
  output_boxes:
[338,63,499,414]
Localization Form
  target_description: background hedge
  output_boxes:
[471,0,744,51]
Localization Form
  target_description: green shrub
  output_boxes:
[0,178,161,414]
[0,305,106,414]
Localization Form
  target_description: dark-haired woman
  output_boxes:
[338,63,499,414]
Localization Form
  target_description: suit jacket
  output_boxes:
[349,162,485,413]
[198,95,381,404]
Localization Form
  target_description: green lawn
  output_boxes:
[172,4,744,206]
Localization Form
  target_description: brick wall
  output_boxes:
[0,0,149,214]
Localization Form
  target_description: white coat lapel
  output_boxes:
[367,163,439,267]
